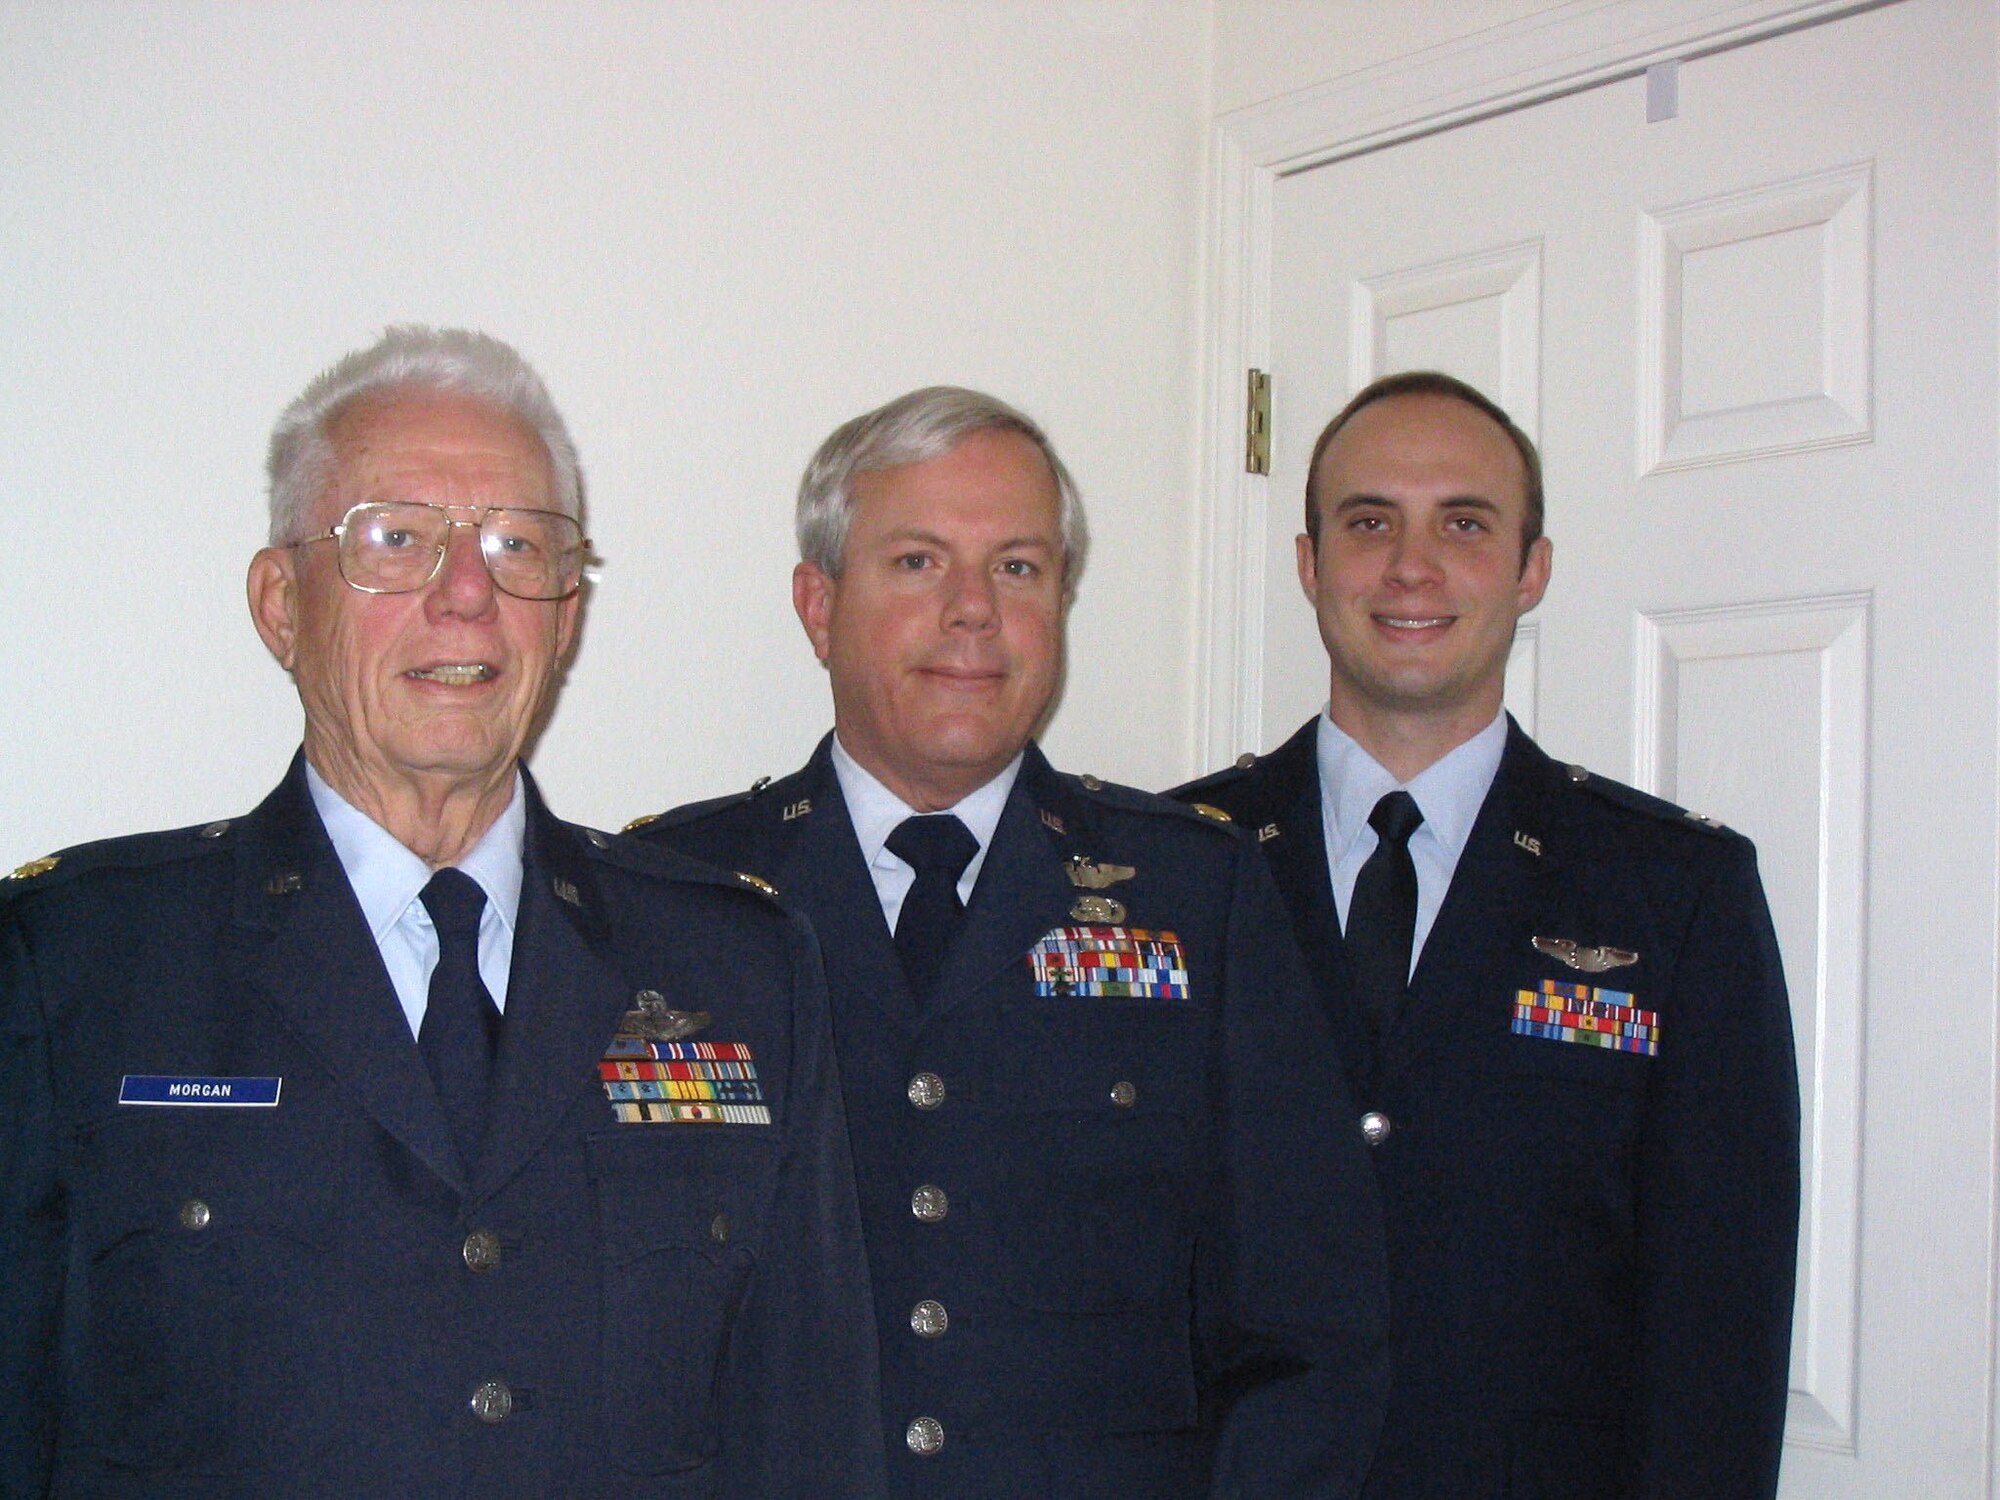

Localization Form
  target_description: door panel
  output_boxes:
[1264,2,1995,1490]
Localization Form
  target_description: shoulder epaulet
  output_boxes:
[1562,763,1741,839]
[1064,771,1242,836]
[2,816,242,899]
[582,819,790,905]
[1167,750,1261,806]
[624,775,776,835]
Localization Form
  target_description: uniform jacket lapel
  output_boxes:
[1387,720,1569,1078]
[770,740,916,1031]
[228,757,466,1193]
[1246,723,1351,1020]
[474,771,635,1202]
[931,746,1082,1017]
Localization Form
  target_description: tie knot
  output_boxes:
[887,815,980,883]
[420,867,487,946]
[1368,790,1423,846]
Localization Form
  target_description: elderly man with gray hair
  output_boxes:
[0,326,884,1497]
[630,385,1389,1498]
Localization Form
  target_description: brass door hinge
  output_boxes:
[1245,369,1271,475]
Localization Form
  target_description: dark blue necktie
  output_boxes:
[418,868,501,1162]
[1346,791,1424,1031]
[886,814,980,1005]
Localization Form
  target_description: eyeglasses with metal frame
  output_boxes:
[293,500,590,601]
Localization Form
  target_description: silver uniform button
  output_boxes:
[462,1229,502,1274]
[1109,1080,1137,1108]
[910,1184,949,1222]
[908,1072,946,1110]
[1359,1111,1392,1147]
[711,1213,730,1244]
[909,1299,949,1338]
[178,1198,211,1231]
[198,820,231,839]
[906,1416,945,1455]
[469,1380,514,1424]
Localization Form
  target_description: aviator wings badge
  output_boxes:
[1532,935,1639,974]
[615,990,712,1042]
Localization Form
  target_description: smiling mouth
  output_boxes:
[407,664,495,686]
[1376,615,1453,630]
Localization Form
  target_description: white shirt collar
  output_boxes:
[830,733,1019,897]
[305,760,526,945]
[1314,708,1508,869]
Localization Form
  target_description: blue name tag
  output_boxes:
[119,1075,282,1107]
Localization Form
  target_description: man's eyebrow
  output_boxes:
[871,527,1058,553]
[1331,493,1503,512]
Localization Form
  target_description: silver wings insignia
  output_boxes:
[1531,935,1639,973]
[615,990,712,1041]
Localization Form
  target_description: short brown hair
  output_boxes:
[1302,371,1543,564]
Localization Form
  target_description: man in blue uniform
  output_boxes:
[1174,372,1800,1498]
[0,327,884,1498]
[629,386,1389,1498]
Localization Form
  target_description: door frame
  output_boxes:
[1192,0,1891,767]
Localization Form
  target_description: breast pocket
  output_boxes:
[991,1000,1204,1314]
[68,1108,336,1472]
[587,1130,777,1479]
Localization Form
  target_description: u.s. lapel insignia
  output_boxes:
[263,871,303,896]
[1256,823,1280,844]
[1513,830,1543,857]
[615,989,712,1042]
[1532,935,1639,973]
[553,876,582,906]
[782,799,812,821]
[1040,808,1066,834]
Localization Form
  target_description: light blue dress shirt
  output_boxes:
[306,761,525,1040]
[830,735,1020,934]
[1315,709,1508,977]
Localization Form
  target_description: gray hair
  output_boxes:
[796,386,1088,592]
[265,325,582,545]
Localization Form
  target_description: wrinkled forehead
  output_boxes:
[318,390,555,523]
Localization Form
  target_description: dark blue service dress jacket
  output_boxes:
[631,737,1390,1500]
[0,756,885,1500]
[1174,717,1800,1500]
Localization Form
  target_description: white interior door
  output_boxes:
[1260,1,1997,1491]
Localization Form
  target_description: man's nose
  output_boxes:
[428,519,500,612]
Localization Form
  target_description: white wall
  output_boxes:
[1211,0,1573,114]
[0,0,1214,863]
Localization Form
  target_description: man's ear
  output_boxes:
[247,547,302,670]
[1517,534,1553,615]
[793,562,837,664]
[1295,531,1322,607]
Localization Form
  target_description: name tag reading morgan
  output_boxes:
[120,1075,282,1107]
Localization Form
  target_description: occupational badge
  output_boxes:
[1531,935,1639,972]
[614,989,711,1041]
[1065,856,1134,924]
